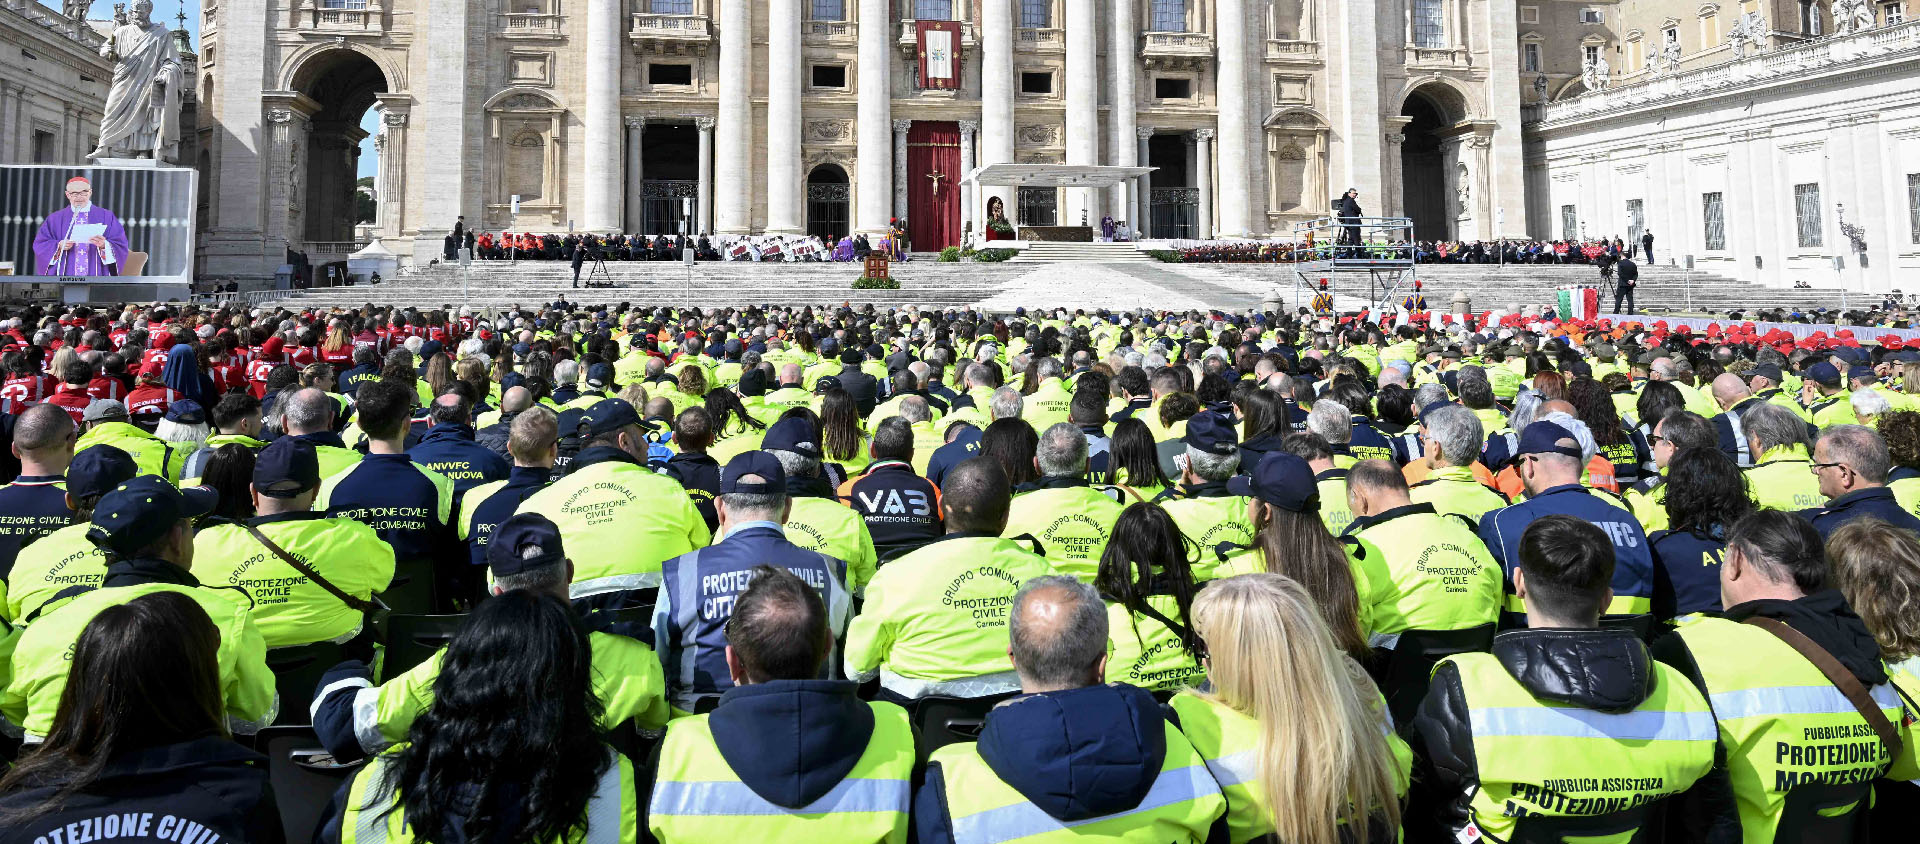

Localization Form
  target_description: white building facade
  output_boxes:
[1523,20,1920,293]
[196,0,1525,279]
[0,1,111,165]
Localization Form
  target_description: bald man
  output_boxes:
[1708,372,1767,468]
[411,392,511,495]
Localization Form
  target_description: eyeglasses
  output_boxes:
[1810,461,1848,473]
[1647,434,1666,445]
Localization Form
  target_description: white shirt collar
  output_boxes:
[71,202,92,214]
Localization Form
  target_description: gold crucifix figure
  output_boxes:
[927,169,946,199]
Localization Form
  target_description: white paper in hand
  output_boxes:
[69,223,108,241]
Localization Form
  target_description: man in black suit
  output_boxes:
[570,241,587,288]
[1640,230,1655,264]
[1333,188,1362,251]
[1613,255,1639,314]
[834,347,879,416]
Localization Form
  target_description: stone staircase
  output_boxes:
[255,258,1851,316]
[1008,242,1155,263]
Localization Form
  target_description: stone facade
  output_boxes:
[1522,19,1920,291]
[196,0,1524,279]
[0,1,112,165]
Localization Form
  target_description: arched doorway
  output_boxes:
[1399,87,1456,241]
[807,164,850,244]
[289,49,388,248]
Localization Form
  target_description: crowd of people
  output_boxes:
[1,298,1919,843]
[446,216,915,269]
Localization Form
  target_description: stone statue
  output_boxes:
[1532,74,1549,99]
[1643,48,1661,76]
[1833,0,1874,34]
[1728,11,1766,57]
[1662,39,1682,71]
[90,0,183,163]
[1581,54,1612,91]
[61,0,89,20]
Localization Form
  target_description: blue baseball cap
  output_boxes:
[163,399,205,426]
[87,476,217,557]
[762,416,822,459]
[1807,361,1842,386]
[1227,453,1319,513]
[1849,366,1877,383]
[720,452,786,494]
[68,444,138,499]
[1515,421,1584,459]
[254,437,320,498]
[585,362,616,389]
[586,398,646,436]
[488,513,567,578]
[1182,410,1239,456]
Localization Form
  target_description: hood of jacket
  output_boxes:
[291,430,348,450]
[710,680,876,808]
[1492,628,1655,713]
[1725,589,1887,687]
[975,683,1168,821]
[418,423,479,447]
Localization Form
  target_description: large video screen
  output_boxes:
[0,165,196,282]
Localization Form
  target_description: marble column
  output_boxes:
[1063,0,1098,224]
[766,0,803,233]
[959,120,977,238]
[1107,0,1137,225]
[1215,0,1250,237]
[855,0,892,234]
[1137,128,1154,238]
[582,0,622,231]
[1381,116,1411,217]
[980,0,1013,233]
[624,118,645,233]
[892,119,911,221]
[696,116,715,234]
[716,0,753,233]
[1195,128,1215,239]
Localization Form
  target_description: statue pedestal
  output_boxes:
[89,158,160,168]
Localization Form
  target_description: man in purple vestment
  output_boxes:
[31,177,131,277]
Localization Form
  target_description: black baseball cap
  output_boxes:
[1182,410,1239,456]
[586,398,645,436]
[87,477,217,557]
[1227,453,1319,513]
[254,437,320,498]
[762,417,822,459]
[1750,363,1783,384]
[68,445,138,499]
[720,452,786,494]
[488,513,567,578]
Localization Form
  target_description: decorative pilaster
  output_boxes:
[625,118,645,233]
[1137,128,1154,238]
[1194,128,1215,240]
[695,116,716,234]
[892,118,912,222]
[958,120,978,237]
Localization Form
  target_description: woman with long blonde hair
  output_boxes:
[1172,573,1407,844]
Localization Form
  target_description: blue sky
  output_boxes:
[50,0,382,178]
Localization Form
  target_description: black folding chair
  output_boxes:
[267,640,349,726]
[377,557,438,615]
[255,725,366,844]
[381,613,467,678]
[910,692,1018,767]
[1375,624,1496,729]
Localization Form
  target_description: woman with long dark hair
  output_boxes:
[818,388,868,467]
[704,387,769,463]
[1647,447,1756,618]
[1095,504,1207,691]
[320,589,629,843]
[1569,377,1651,489]
[1224,454,1372,661]
[0,592,280,841]
[979,418,1040,488]
[199,442,258,522]
[1105,417,1171,500]
[1633,379,1685,438]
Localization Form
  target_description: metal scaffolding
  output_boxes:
[1287,215,1417,314]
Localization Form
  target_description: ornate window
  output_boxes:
[1793,183,1823,248]
[1800,0,1822,34]
[1702,192,1726,250]
[1411,0,1444,47]
[913,0,953,20]
[650,0,693,12]
[811,0,845,20]
[1149,0,1187,32]
[1020,0,1050,27]
[1523,43,1540,71]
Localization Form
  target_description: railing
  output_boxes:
[1532,19,1920,123]
[499,11,561,35]
[302,1,381,32]
[804,19,854,40]
[1142,31,1214,52]
[1265,38,1319,59]
[630,12,712,46]
[896,20,977,47]
[305,241,366,261]
[1017,27,1063,49]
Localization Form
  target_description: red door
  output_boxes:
[905,121,961,250]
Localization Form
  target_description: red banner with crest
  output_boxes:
[916,20,961,90]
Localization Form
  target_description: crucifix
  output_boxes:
[927,169,947,199]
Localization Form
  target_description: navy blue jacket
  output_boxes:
[926,425,984,488]
[1479,484,1655,627]
[336,363,380,397]
[0,474,70,583]
[0,737,281,844]
[653,524,849,712]
[661,450,721,532]
[410,423,510,498]
[1798,487,1920,540]
[461,466,552,568]
[915,683,1220,844]
[323,452,459,568]
[643,680,893,810]
[1647,526,1728,619]
[1348,415,1397,462]
[1109,396,1153,425]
